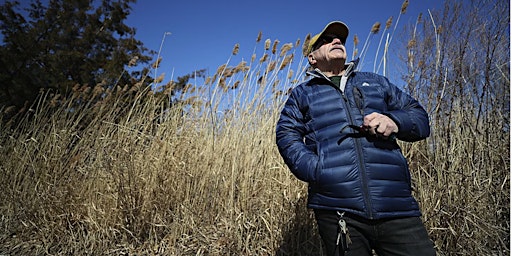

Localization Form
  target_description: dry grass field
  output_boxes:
[0,1,509,255]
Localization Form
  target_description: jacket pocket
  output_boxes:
[313,140,326,183]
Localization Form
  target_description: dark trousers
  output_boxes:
[314,209,436,256]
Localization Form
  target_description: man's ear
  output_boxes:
[307,53,316,65]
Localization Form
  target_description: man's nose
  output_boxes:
[331,38,342,44]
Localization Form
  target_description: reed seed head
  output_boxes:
[154,73,165,84]
[407,39,417,49]
[280,43,293,57]
[272,40,279,55]
[267,60,277,73]
[128,56,139,67]
[92,83,104,98]
[131,82,143,93]
[417,13,423,23]
[232,43,240,55]
[219,78,227,92]
[279,54,294,70]
[287,70,293,80]
[259,53,268,64]
[216,64,227,76]
[353,35,359,46]
[272,79,279,88]
[437,25,443,34]
[302,34,311,56]
[224,67,235,78]
[50,94,61,107]
[264,39,271,50]
[418,60,425,68]
[371,22,381,34]
[234,61,249,73]
[152,57,162,69]
[256,31,262,43]
[401,0,409,14]
[385,16,393,30]
[231,80,240,90]
[163,81,176,94]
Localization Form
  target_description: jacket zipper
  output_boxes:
[314,67,373,219]
[340,89,373,219]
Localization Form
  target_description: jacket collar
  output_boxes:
[306,58,360,80]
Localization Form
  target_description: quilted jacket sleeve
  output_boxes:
[276,86,319,182]
[382,78,431,142]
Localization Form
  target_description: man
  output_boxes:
[275,21,436,256]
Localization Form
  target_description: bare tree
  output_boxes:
[400,0,509,254]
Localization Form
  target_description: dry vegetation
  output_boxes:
[0,0,509,255]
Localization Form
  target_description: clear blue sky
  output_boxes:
[126,0,446,84]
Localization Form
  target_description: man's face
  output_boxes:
[308,34,347,68]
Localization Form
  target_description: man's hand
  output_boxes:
[363,112,398,138]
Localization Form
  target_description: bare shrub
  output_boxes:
[400,0,509,255]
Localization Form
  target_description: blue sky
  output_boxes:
[126,0,445,85]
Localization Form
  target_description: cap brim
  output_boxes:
[321,21,349,41]
[306,21,349,56]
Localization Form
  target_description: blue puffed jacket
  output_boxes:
[276,59,430,220]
